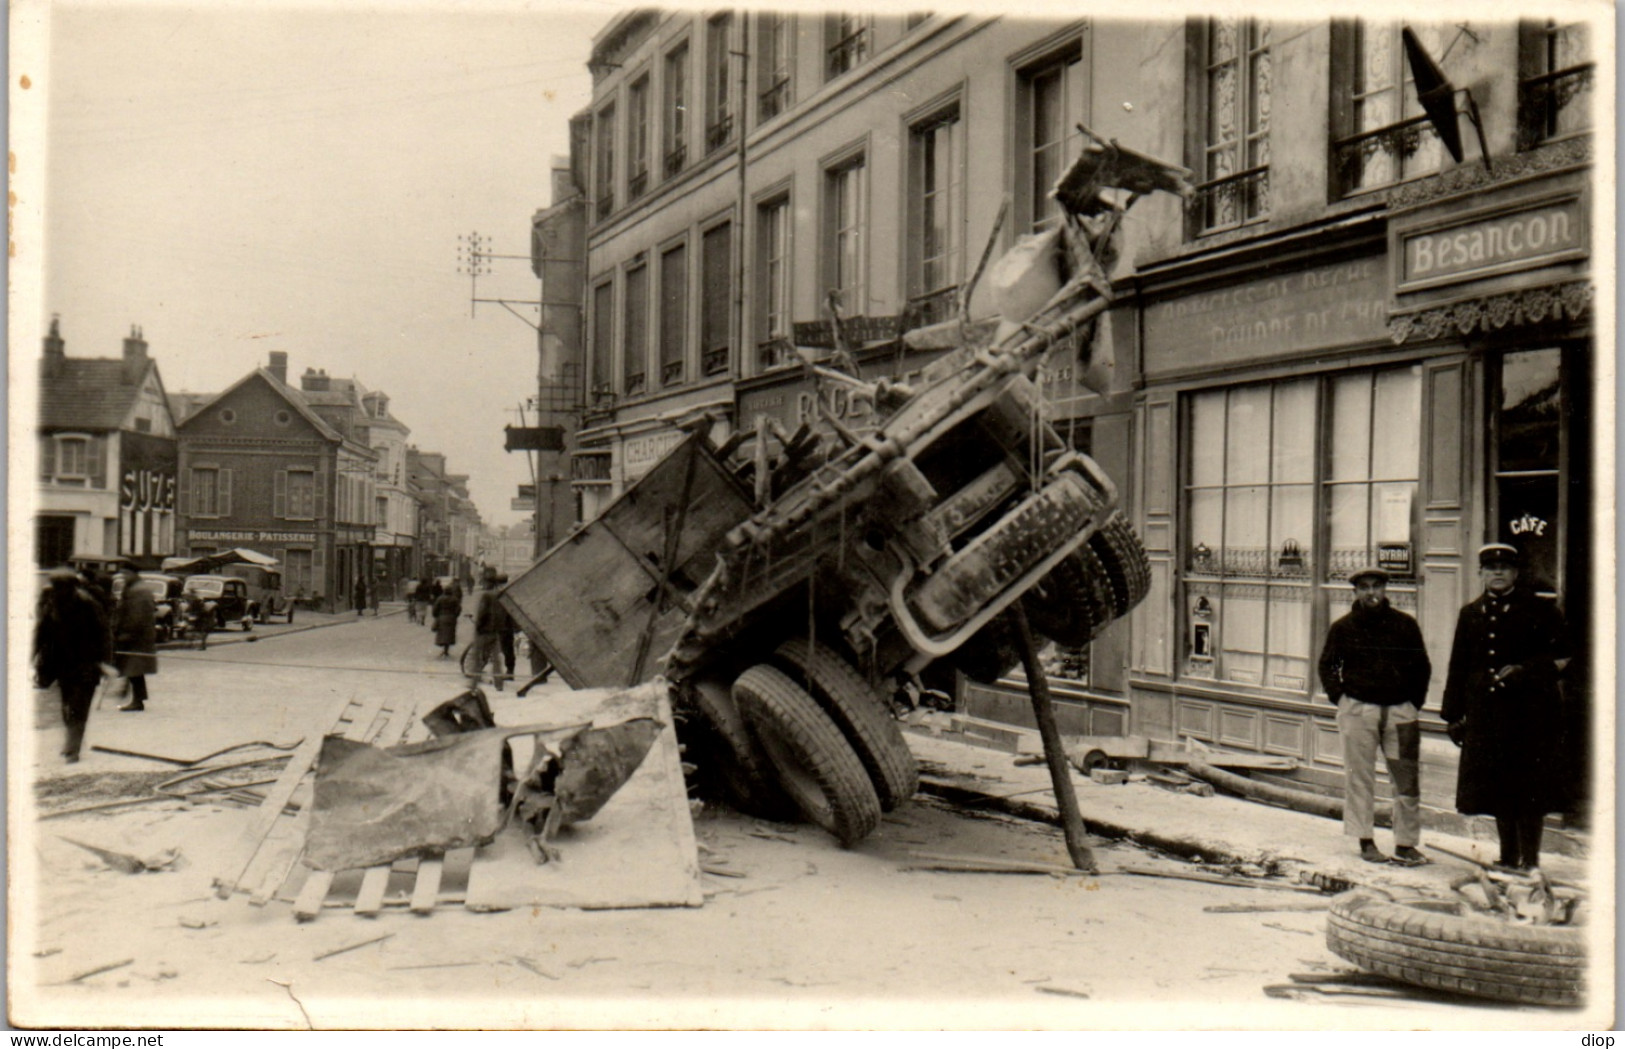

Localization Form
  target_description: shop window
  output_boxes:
[623,258,649,396]
[1517,19,1594,151]
[659,242,688,386]
[663,42,690,178]
[823,155,866,318]
[908,104,964,327]
[285,548,314,600]
[1492,348,1562,594]
[756,195,793,369]
[1190,18,1271,235]
[1183,367,1420,693]
[1016,43,1085,234]
[36,515,75,567]
[1330,21,1449,198]
[758,12,794,122]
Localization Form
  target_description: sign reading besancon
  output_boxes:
[1398,195,1586,293]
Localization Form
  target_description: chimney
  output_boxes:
[301,367,330,392]
[267,350,288,385]
[42,315,65,379]
[121,324,148,384]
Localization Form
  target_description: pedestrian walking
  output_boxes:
[1441,543,1574,873]
[34,567,114,763]
[493,573,517,689]
[468,573,505,689]
[1317,565,1431,866]
[432,585,461,659]
[354,573,368,617]
[110,563,158,712]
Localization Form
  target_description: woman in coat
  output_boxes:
[432,586,462,659]
[111,564,158,712]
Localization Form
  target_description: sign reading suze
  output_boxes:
[1401,199,1584,289]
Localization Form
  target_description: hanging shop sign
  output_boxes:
[1394,193,1587,295]
[1143,257,1389,377]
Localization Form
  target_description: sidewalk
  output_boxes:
[902,714,1592,896]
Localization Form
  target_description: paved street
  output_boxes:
[16,609,1585,1030]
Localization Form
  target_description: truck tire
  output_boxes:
[949,611,1024,685]
[1087,512,1151,619]
[911,473,1101,632]
[771,638,918,811]
[734,665,881,846]
[1326,892,1585,1006]
[1024,542,1116,647]
[688,678,798,821]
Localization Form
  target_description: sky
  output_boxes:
[24,0,608,528]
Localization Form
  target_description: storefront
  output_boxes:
[1122,146,1593,774]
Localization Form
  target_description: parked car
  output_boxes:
[182,575,255,631]
[135,572,186,642]
[220,563,294,623]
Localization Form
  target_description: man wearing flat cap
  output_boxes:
[1442,543,1572,872]
[1318,565,1432,865]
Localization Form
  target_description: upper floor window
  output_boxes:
[277,468,316,520]
[623,258,649,396]
[1331,21,1448,198]
[758,12,794,122]
[1518,19,1594,150]
[908,105,965,326]
[1192,18,1271,234]
[824,155,867,318]
[826,13,871,80]
[627,76,651,202]
[594,102,617,219]
[1017,43,1084,233]
[705,13,736,155]
[590,279,615,398]
[663,42,690,178]
[701,222,733,376]
[41,433,98,486]
[659,242,688,386]
[757,195,793,368]
[190,466,232,518]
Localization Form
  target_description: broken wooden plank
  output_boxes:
[293,870,336,922]
[1113,864,1321,894]
[313,932,393,962]
[906,852,1090,877]
[65,958,134,983]
[1204,902,1332,914]
[410,859,444,915]
[352,867,390,917]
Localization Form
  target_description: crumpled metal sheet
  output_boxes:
[304,730,510,872]
[553,717,663,826]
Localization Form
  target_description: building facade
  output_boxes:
[559,13,1599,783]
[36,321,179,569]
[360,390,418,600]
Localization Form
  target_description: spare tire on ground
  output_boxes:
[733,664,881,847]
[1326,892,1586,1007]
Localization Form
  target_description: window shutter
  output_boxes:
[177,465,190,519]
[40,436,55,480]
[189,470,202,516]
[274,470,288,518]
[312,540,327,598]
[88,435,106,488]
[315,460,328,520]
[219,469,233,517]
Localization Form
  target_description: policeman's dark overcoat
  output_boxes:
[1440,587,1571,816]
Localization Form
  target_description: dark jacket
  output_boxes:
[1441,587,1572,816]
[35,583,113,688]
[432,592,462,647]
[473,588,502,635]
[112,581,159,677]
[1318,599,1431,708]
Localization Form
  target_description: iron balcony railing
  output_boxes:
[664,144,687,178]
[705,114,735,155]
[1518,62,1595,150]
[1331,113,1438,197]
[702,346,730,376]
[1190,164,1270,234]
[759,78,791,121]
[905,285,960,328]
[662,359,684,386]
[628,167,649,202]
[826,27,869,78]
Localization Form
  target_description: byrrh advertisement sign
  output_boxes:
[1396,194,1587,293]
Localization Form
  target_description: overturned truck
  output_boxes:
[503,137,1193,848]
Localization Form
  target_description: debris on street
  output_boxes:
[58,837,180,874]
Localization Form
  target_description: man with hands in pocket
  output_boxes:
[1441,543,1572,873]
[1319,565,1432,866]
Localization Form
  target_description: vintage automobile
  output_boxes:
[220,563,294,623]
[135,572,186,642]
[182,575,255,631]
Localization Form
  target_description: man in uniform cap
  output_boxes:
[1318,565,1432,865]
[1442,543,1572,872]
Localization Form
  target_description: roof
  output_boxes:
[177,368,345,443]
[39,357,152,430]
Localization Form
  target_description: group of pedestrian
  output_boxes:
[1319,542,1574,873]
[32,560,159,763]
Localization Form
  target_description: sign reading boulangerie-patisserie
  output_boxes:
[1143,257,1389,376]
[1398,196,1586,291]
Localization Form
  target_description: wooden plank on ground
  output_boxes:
[213,694,358,899]
[353,867,391,917]
[293,870,335,922]
[410,860,444,915]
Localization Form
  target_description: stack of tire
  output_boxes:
[687,635,917,846]
[1326,893,1585,1006]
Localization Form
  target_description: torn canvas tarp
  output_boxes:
[304,730,511,872]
